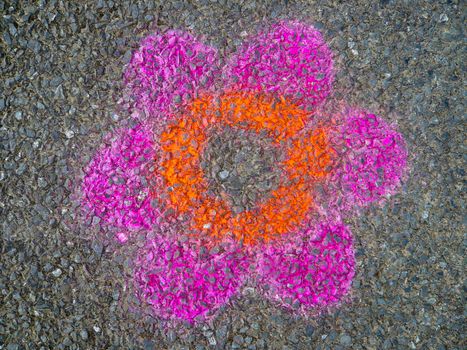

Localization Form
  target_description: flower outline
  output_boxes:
[81,20,407,323]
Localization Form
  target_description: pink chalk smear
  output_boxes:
[134,236,251,322]
[81,125,157,242]
[223,20,334,109]
[124,30,219,121]
[255,221,355,310]
[325,109,407,213]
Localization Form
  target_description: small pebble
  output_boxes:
[51,268,62,277]
[439,13,449,23]
[218,169,230,180]
[340,334,352,346]
[65,130,75,139]
[80,330,88,340]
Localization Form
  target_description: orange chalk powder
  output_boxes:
[155,92,334,245]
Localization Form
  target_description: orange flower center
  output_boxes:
[154,91,334,245]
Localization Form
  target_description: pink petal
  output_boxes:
[134,236,251,323]
[124,30,219,121]
[81,125,157,241]
[223,20,334,109]
[326,108,408,212]
[255,221,355,311]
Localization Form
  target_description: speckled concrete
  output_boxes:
[0,1,463,349]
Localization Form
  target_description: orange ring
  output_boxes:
[155,91,334,245]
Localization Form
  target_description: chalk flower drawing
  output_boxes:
[81,21,407,323]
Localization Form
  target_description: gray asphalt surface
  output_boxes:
[0,1,464,349]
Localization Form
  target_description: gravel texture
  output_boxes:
[201,126,282,213]
[0,1,464,349]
